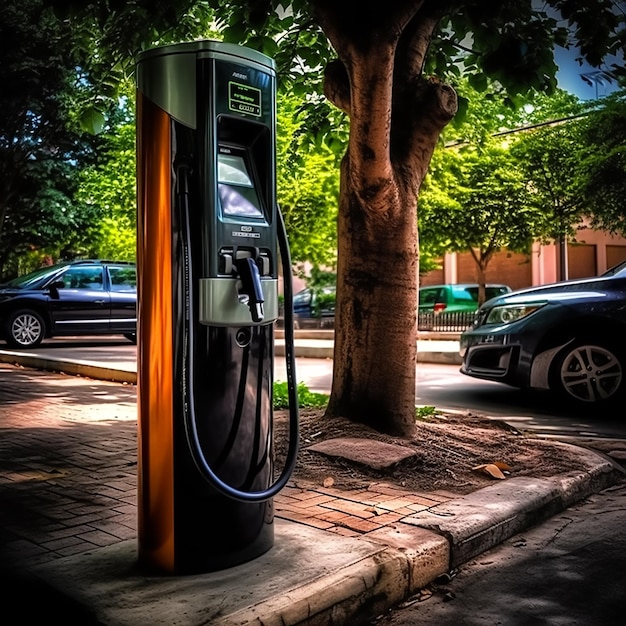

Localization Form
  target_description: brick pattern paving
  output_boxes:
[276,483,455,538]
[0,364,455,568]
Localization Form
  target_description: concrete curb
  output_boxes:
[0,350,137,384]
[216,447,624,625]
[217,546,417,626]
[401,443,624,569]
[272,340,463,365]
[416,350,463,365]
[217,526,451,626]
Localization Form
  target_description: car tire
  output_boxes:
[5,309,46,349]
[551,339,624,406]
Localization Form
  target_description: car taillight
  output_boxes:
[434,303,447,313]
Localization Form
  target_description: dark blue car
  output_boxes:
[293,286,336,322]
[460,261,626,406]
[0,260,137,348]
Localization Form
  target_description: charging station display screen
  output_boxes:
[218,154,253,186]
[217,153,264,219]
[228,82,262,117]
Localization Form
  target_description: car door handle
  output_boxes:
[94,299,106,304]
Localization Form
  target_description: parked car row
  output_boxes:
[4,258,624,409]
[1,263,506,349]
[0,260,137,348]
[293,283,511,321]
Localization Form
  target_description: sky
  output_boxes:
[555,45,623,100]
[552,1,624,100]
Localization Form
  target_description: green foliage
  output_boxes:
[415,405,440,421]
[273,381,328,410]
[45,1,220,133]
[420,139,539,279]
[433,1,623,101]
[76,120,137,260]
[418,250,443,277]
[0,0,99,277]
[89,216,136,261]
[277,92,341,268]
[41,0,626,118]
[576,91,626,236]
[307,266,336,288]
[511,118,587,242]
[446,82,588,145]
[418,83,603,277]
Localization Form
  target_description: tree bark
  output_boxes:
[314,1,457,436]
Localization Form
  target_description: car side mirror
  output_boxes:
[49,280,64,298]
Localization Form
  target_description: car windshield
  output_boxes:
[601,260,626,277]
[451,286,509,301]
[3,265,64,289]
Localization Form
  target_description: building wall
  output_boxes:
[420,227,626,289]
[420,249,531,289]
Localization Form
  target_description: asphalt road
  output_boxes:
[4,336,626,440]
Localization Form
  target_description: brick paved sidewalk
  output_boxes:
[277,483,454,537]
[0,363,460,570]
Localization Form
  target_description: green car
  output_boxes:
[418,283,511,314]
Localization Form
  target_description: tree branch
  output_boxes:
[395,0,454,80]
[312,2,422,208]
[323,59,350,114]
[397,77,458,187]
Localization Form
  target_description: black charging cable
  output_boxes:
[180,168,299,502]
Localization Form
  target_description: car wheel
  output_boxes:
[551,339,624,405]
[124,333,137,344]
[5,309,46,348]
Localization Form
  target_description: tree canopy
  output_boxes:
[9,0,626,435]
[419,84,595,289]
[577,93,626,236]
[0,0,100,277]
[421,142,538,301]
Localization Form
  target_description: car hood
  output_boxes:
[0,286,32,293]
[484,274,626,308]
[0,286,47,298]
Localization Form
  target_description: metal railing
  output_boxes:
[284,311,476,333]
[417,311,477,332]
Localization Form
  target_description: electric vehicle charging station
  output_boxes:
[136,40,299,575]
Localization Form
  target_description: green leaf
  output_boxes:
[80,107,106,135]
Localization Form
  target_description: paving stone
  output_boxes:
[306,437,418,470]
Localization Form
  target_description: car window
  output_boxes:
[602,261,626,277]
[60,266,104,291]
[451,287,476,302]
[486,286,510,299]
[419,288,439,306]
[109,266,137,292]
[293,289,312,305]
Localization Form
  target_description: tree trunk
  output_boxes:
[314,2,457,436]
[327,155,419,436]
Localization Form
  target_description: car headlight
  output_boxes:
[485,303,546,325]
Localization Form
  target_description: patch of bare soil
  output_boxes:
[274,408,587,495]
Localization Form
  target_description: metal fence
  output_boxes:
[287,311,476,333]
[417,311,477,332]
